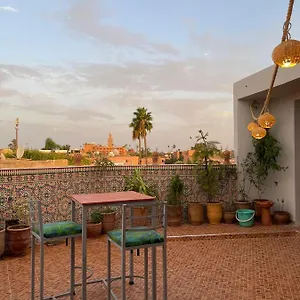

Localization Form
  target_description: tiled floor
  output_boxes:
[1,224,300,299]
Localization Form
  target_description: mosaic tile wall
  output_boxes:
[0,164,237,223]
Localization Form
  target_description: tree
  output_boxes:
[44,138,59,150]
[8,139,17,151]
[60,144,71,151]
[129,107,153,164]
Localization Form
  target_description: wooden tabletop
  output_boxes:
[70,191,156,206]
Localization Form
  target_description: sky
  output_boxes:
[0,0,299,151]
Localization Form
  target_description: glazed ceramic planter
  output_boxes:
[102,212,116,233]
[0,227,5,258]
[188,203,204,225]
[167,205,182,227]
[6,225,30,256]
[274,211,290,225]
[87,222,102,238]
[206,202,222,225]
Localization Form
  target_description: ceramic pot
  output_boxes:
[167,205,182,227]
[224,211,236,224]
[235,201,251,210]
[87,222,102,238]
[206,202,222,225]
[6,225,30,256]
[102,212,116,233]
[132,207,149,226]
[274,211,290,225]
[0,227,5,258]
[188,203,204,225]
[257,200,274,226]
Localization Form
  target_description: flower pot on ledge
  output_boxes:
[167,205,182,227]
[223,211,236,224]
[257,200,274,226]
[206,202,222,225]
[274,211,290,225]
[188,203,203,225]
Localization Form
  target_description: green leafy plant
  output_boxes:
[101,207,115,214]
[192,130,222,202]
[124,169,156,196]
[11,198,30,226]
[245,132,287,199]
[90,210,103,223]
[167,175,184,205]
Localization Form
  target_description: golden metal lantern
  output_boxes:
[257,112,276,129]
[272,39,300,68]
[247,121,258,132]
[251,126,267,140]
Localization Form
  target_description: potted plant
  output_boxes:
[124,169,156,226]
[223,198,236,224]
[193,130,223,225]
[236,158,252,210]
[187,200,204,226]
[0,195,6,258]
[274,198,290,225]
[87,209,103,238]
[6,197,31,256]
[102,207,118,234]
[167,175,184,226]
[245,133,286,223]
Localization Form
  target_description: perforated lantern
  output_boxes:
[272,39,300,68]
[251,126,267,140]
[247,121,259,132]
[257,112,276,129]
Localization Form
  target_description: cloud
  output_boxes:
[51,0,178,55]
[0,6,18,13]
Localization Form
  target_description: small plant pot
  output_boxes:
[235,201,251,210]
[188,203,203,225]
[223,211,236,224]
[132,207,148,227]
[87,222,102,238]
[257,200,274,226]
[167,205,182,227]
[206,202,222,225]
[102,212,116,233]
[274,211,290,225]
[0,227,5,258]
[253,199,269,220]
[6,225,30,256]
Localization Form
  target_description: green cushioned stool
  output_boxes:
[107,202,168,300]
[108,226,163,247]
[34,221,82,238]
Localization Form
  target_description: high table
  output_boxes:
[70,191,156,300]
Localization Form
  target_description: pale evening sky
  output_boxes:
[0,0,299,151]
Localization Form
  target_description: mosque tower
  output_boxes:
[108,133,114,148]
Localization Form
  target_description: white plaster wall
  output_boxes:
[234,65,300,222]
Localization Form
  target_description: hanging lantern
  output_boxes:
[251,126,267,140]
[257,112,276,129]
[272,39,300,68]
[247,121,259,132]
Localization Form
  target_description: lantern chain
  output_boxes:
[251,0,295,121]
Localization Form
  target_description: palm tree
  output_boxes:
[8,139,17,151]
[129,107,153,164]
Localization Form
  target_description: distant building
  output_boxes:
[83,133,127,156]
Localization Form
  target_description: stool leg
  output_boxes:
[40,240,44,300]
[151,247,157,300]
[70,237,75,300]
[121,248,126,300]
[162,244,167,300]
[107,239,111,300]
[31,236,36,300]
[144,248,148,300]
[129,250,134,285]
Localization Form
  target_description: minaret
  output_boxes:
[108,133,113,148]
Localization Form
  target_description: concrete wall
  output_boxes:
[234,64,300,222]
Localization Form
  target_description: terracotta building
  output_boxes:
[83,133,127,156]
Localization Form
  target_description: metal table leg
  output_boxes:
[82,206,87,300]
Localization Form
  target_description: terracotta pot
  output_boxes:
[224,211,236,224]
[6,225,30,256]
[235,201,251,210]
[253,199,269,219]
[132,207,148,227]
[0,227,5,258]
[188,203,204,225]
[206,202,222,225]
[87,222,102,238]
[167,205,182,227]
[102,212,116,233]
[274,211,290,225]
[257,200,274,226]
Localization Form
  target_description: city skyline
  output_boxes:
[1,0,299,151]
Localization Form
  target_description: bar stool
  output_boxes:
[28,200,82,300]
[107,202,167,300]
